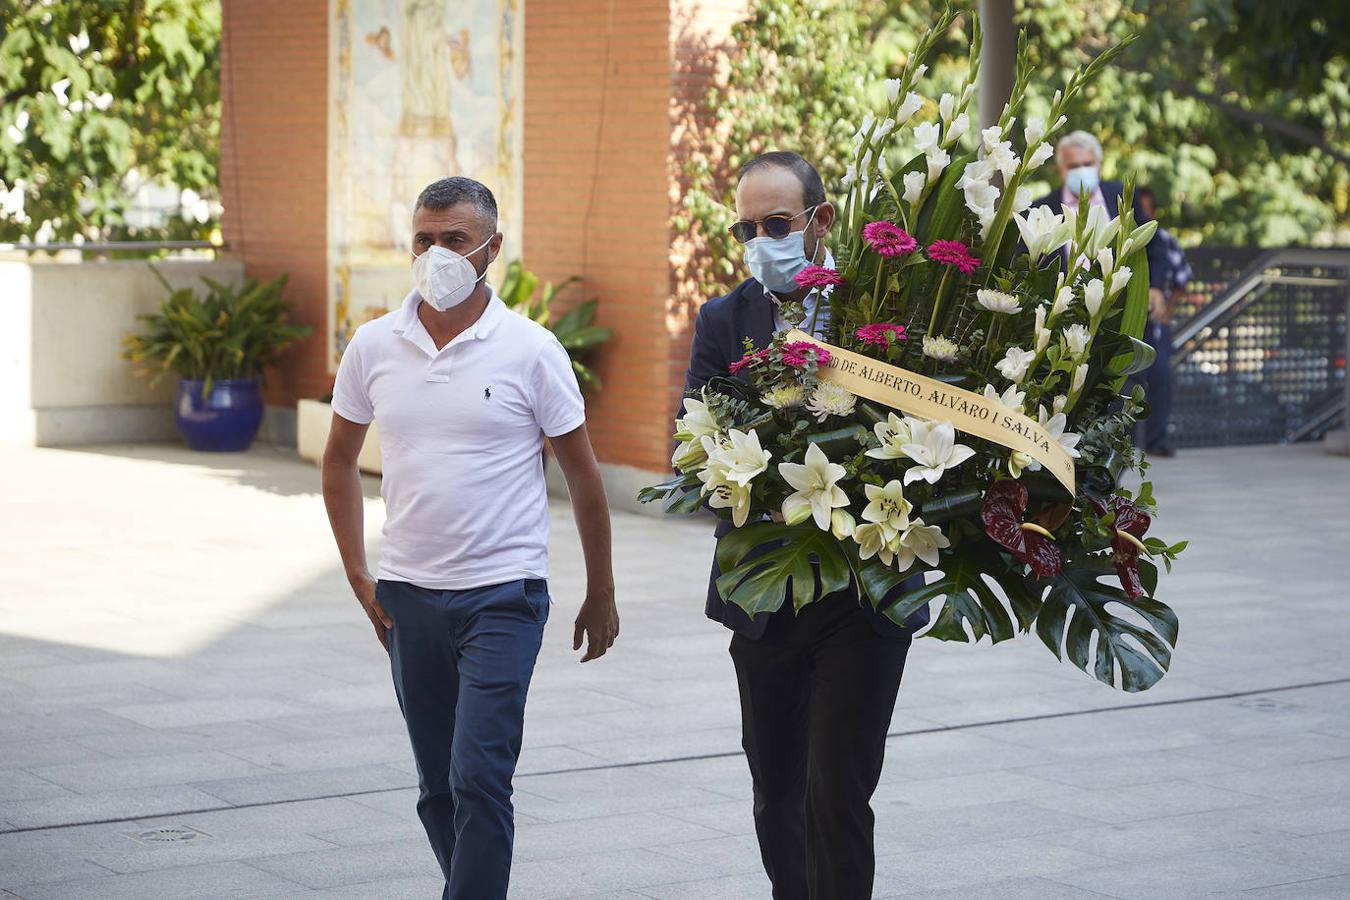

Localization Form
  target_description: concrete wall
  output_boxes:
[0,259,245,446]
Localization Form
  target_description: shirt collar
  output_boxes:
[1061,184,1105,211]
[393,284,507,348]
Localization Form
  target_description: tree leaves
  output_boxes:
[1037,557,1179,692]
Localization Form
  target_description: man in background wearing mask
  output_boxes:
[321,176,620,900]
[683,151,927,900]
[1031,130,1168,316]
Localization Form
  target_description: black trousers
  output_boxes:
[729,592,913,900]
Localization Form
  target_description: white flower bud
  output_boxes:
[902,170,926,206]
[1084,279,1105,318]
[884,78,902,105]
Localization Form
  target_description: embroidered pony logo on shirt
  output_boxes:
[484,387,492,401]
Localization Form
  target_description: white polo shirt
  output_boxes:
[331,287,586,590]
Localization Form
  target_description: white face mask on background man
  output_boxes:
[1065,164,1100,198]
[412,237,491,311]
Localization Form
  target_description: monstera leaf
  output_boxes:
[1037,557,1179,692]
[715,523,852,618]
[864,540,1042,640]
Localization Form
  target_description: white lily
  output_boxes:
[865,412,916,460]
[698,429,771,527]
[902,170,926,205]
[831,508,856,541]
[853,522,895,567]
[896,91,925,124]
[861,479,913,540]
[894,519,950,572]
[1109,265,1133,298]
[1063,323,1092,358]
[995,346,1037,384]
[1038,404,1083,459]
[674,395,718,441]
[1084,278,1105,319]
[806,382,857,422]
[900,419,976,485]
[671,439,707,473]
[977,289,1021,315]
[983,382,1026,413]
[922,335,960,363]
[778,442,850,530]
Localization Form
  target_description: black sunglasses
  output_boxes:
[728,206,818,244]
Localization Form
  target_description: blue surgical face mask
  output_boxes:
[1066,165,1100,198]
[743,207,820,293]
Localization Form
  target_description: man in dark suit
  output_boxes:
[682,151,927,900]
[1030,130,1167,306]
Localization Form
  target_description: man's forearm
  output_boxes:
[571,474,614,595]
[321,460,370,583]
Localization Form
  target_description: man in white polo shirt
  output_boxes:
[321,176,619,900]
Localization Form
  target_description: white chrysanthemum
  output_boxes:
[976,289,1021,315]
[922,335,960,363]
[763,383,806,410]
[806,382,857,422]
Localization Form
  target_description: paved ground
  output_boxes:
[1,441,1348,899]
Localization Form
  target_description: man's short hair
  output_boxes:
[1056,130,1103,165]
[414,177,498,231]
[737,151,826,209]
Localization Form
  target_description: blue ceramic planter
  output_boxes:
[176,378,264,452]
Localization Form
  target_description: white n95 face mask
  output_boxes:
[743,207,820,294]
[412,238,492,311]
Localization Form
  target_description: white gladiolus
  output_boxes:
[1052,394,1068,414]
[1080,204,1122,257]
[976,289,1021,315]
[1084,279,1106,318]
[1063,323,1092,357]
[962,83,976,103]
[1012,186,1034,214]
[896,91,925,124]
[1051,283,1074,318]
[995,346,1037,384]
[1028,141,1055,169]
[1070,363,1089,397]
[985,141,1019,180]
[1097,247,1115,277]
[1034,305,1051,353]
[1109,266,1133,298]
[1053,114,1067,131]
[914,121,941,155]
[913,64,928,80]
[778,443,850,530]
[944,113,970,147]
[926,147,950,184]
[902,170,926,205]
[939,93,955,123]
[884,78,902,104]
[900,420,976,485]
[873,117,896,141]
[841,164,858,187]
[980,124,1004,153]
[1024,116,1046,146]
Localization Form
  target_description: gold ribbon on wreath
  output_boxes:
[785,330,1076,495]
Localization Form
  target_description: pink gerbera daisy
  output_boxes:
[781,341,831,369]
[794,265,845,290]
[855,323,908,347]
[728,348,769,375]
[927,240,980,275]
[863,221,919,258]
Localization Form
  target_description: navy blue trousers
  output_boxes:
[378,578,549,900]
[1140,320,1175,452]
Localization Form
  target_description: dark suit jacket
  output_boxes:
[682,276,930,640]
[1030,180,1166,291]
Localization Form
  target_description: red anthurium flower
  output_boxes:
[1104,496,1152,600]
[980,480,1062,579]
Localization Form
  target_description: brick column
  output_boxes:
[219,0,329,408]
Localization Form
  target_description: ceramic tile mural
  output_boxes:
[328,0,523,369]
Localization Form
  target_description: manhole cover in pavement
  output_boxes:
[1237,697,1296,711]
[123,826,208,845]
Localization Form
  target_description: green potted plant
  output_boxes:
[123,267,311,451]
[497,260,612,391]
